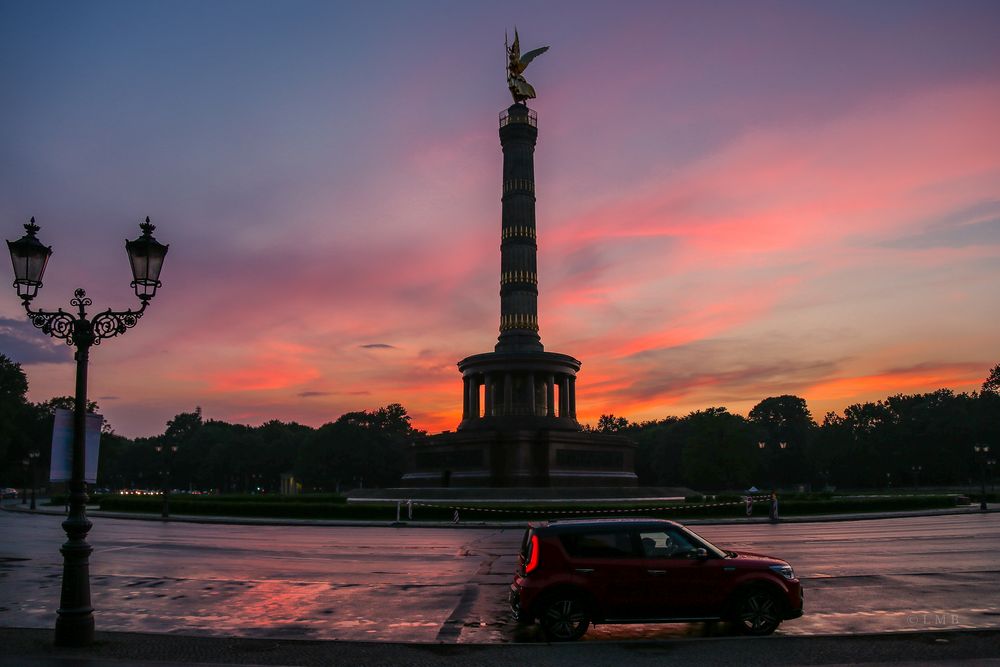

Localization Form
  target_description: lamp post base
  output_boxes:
[54,610,95,647]
[55,512,94,645]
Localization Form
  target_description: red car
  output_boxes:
[509,518,803,641]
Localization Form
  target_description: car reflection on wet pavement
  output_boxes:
[1,509,998,643]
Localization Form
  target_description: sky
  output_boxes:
[1,0,998,438]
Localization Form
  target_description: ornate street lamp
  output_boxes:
[125,218,168,301]
[6,217,168,647]
[7,217,52,301]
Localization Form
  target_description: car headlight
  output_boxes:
[770,564,795,580]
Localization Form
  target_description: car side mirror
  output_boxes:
[688,547,708,560]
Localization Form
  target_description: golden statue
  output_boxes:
[506,29,549,104]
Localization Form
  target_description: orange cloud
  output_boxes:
[807,363,986,403]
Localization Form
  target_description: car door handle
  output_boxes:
[647,569,667,575]
[574,568,595,574]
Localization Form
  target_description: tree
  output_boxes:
[983,363,1000,394]
[680,407,757,490]
[596,414,631,433]
[632,416,683,485]
[0,354,33,473]
[35,396,100,416]
[749,395,816,485]
[163,407,203,445]
[0,354,29,401]
[295,404,418,491]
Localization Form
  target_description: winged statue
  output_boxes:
[506,30,549,104]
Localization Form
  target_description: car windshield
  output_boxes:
[679,525,728,558]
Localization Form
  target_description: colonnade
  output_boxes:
[461,371,576,420]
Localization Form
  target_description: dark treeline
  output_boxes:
[597,365,1000,490]
[1,353,997,492]
[0,354,421,493]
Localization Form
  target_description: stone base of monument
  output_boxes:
[399,429,639,489]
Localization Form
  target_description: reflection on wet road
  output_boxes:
[0,509,997,643]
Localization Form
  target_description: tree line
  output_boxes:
[1,354,420,493]
[597,366,999,490]
[2,353,997,493]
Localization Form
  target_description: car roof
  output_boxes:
[529,518,682,532]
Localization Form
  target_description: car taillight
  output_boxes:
[525,534,540,574]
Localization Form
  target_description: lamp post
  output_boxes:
[757,441,787,488]
[155,442,178,518]
[29,449,40,510]
[974,445,991,511]
[6,217,168,647]
[21,457,29,504]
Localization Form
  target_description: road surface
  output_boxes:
[1,508,997,643]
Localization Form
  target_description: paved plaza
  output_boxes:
[2,507,999,644]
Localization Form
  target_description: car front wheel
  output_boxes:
[540,596,591,641]
[735,588,782,636]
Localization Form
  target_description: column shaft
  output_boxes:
[462,376,470,419]
[559,375,569,418]
[546,374,555,417]
[569,377,577,418]
[471,375,481,418]
[484,374,493,417]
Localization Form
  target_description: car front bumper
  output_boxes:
[783,582,804,619]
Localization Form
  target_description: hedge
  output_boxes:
[95,493,965,521]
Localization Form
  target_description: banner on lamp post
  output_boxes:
[49,408,103,484]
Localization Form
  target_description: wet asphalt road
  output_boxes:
[0,508,998,643]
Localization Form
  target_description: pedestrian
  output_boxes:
[745,495,753,517]
[769,490,779,522]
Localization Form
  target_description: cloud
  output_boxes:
[806,362,987,402]
[0,317,72,365]
[5,5,998,438]
[884,217,1000,250]
[579,335,843,417]
[297,389,372,398]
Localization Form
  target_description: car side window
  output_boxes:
[639,528,696,559]
[560,530,638,558]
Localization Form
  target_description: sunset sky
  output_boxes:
[2,1,998,437]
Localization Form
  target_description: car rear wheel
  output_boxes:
[735,588,782,636]
[540,596,591,641]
